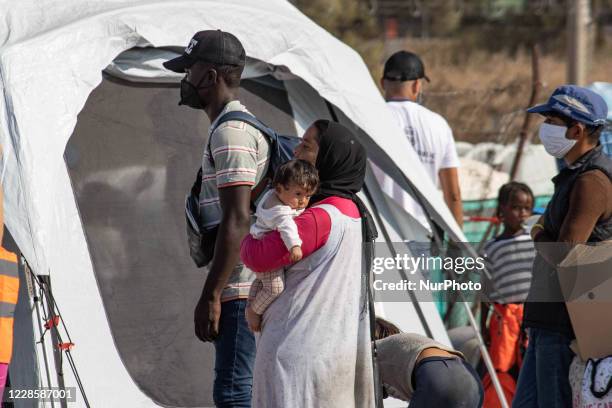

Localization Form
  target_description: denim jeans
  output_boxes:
[512,328,575,408]
[213,299,256,408]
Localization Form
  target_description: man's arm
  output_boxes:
[439,167,463,228]
[558,171,609,244]
[194,185,252,342]
[534,171,609,266]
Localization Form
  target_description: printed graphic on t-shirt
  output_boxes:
[406,126,436,164]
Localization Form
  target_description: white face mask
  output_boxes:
[538,123,576,158]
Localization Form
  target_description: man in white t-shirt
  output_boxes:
[379,50,463,231]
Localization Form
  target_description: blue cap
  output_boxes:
[527,85,609,126]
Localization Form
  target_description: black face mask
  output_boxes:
[179,78,204,109]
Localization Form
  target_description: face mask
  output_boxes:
[538,123,576,158]
[179,78,204,109]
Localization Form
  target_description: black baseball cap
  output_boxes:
[163,30,246,73]
[383,51,430,82]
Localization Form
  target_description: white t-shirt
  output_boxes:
[376,100,460,231]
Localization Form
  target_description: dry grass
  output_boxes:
[370,38,612,144]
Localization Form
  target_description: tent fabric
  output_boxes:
[0,0,464,278]
[106,48,281,83]
[0,1,467,406]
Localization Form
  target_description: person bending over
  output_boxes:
[375,317,484,407]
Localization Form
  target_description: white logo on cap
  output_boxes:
[185,39,198,55]
[553,94,590,114]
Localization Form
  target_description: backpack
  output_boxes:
[185,111,301,268]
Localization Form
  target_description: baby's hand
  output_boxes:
[245,305,262,332]
[290,246,303,262]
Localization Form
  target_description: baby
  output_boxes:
[246,159,319,332]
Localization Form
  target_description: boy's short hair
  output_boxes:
[374,317,401,340]
[272,159,319,192]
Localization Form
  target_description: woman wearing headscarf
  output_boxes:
[240,120,377,408]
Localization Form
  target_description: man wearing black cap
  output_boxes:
[164,30,268,407]
[379,51,463,232]
[513,85,612,407]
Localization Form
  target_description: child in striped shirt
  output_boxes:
[481,182,536,381]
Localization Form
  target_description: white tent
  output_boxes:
[1,1,481,407]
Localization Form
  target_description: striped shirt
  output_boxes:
[200,100,270,302]
[482,231,535,304]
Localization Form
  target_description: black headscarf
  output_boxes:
[309,120,378,242]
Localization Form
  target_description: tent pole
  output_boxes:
[463,301,510,408]
[33,291,56,408]
[40,276,68,408]
[28,263,56,408]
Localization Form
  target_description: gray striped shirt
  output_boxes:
[482,231,535,303]
[200,100,270,302]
